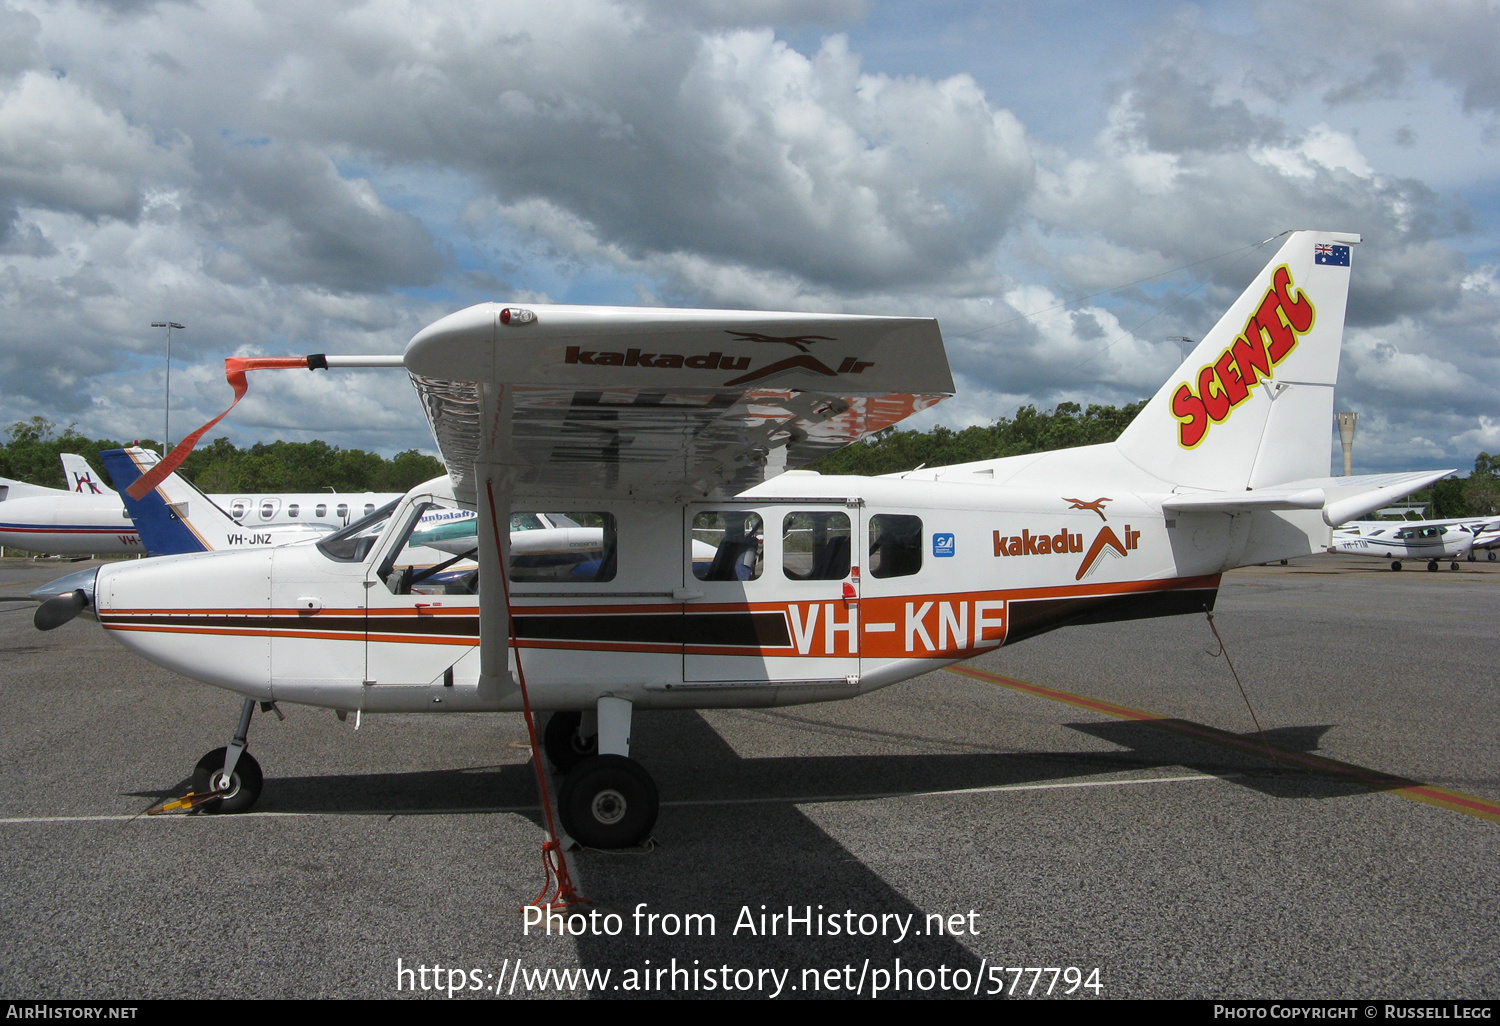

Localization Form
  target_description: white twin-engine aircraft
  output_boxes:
[35,230,1451,848]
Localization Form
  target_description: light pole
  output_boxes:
[1165,336,1195,363]
[150,321,185,453]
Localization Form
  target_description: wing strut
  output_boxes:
[484,475,587,911]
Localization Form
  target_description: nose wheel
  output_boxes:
[192,747,263,814]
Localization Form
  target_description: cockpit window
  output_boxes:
[380,500,480,595]
[316,498,401,562]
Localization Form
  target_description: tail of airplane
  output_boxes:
[100,448,326,555]
[1114,229,1358,492]
[60,454,116,497]
[939,229,1452,544]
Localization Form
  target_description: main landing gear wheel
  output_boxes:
[543,711,598,774]
[1490,551,1497,562]
[1451,562,1460,571]
[557,754,658,849]
[192,747,263,815]
[1427,560,1439,572]
[1391,561,1402,571]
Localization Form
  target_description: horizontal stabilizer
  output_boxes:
[1162,470,1454,525]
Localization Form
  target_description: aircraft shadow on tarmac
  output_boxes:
[124,710,1346,816]
[1067,720,1381,800]
[114,710,1417,992]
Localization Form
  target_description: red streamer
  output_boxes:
[127,357,310,500]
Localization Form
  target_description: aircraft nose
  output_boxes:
[31,566,99,631]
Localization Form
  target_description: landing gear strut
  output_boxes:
[543,711,597,773]
[193,697,265,814]
[553,697,657,849]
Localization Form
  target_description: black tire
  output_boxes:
[557,755,658,849]
[1490,551,1497,562]
[192,747,263,815]
[1451,562,1460,571]
[543,711,597,773]
[1391,561,1402,571]
[1427,560,1439,572]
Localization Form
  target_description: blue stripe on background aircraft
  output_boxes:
[30,229,1455,851]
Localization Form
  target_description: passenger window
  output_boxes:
[315,504,327,518]
[692,512,763,581]
[337,503,349,520]
[259,499,279,520]
[230,500,249,521]
[364,503,375,516]
[287,504,299,518]
[782,511,851,580]
[510,511,617,583]
[869,514,923,578]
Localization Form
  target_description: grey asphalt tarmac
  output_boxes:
[0,553,1495,1000]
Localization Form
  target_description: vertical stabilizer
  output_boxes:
[1113,230,1359,491]
[99,448,219,554]
[60,454,116,497]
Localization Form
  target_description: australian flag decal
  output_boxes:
[1314,243,1350,267]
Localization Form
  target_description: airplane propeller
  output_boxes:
[29,567,98,631]
[34,589,87,631]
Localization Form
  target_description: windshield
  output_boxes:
[316,498,401,562]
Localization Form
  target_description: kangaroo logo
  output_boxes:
[1064,497,1111,521]
[725,331,835,354]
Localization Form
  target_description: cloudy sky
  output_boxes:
[0,0,1496,474]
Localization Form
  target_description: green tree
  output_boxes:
[805,400,1146,476]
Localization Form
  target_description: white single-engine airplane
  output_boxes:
[1329,516,1494,570]
[34,230,1452,848]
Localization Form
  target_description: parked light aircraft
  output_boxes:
[33,230,1453,849]
[1469,521,1500,559]
[1329,516,1495,570]
[0,452,399,555]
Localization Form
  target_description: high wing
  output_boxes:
[404,304,953,507]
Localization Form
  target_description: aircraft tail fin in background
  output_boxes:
[102,448,333,556]
[99,448,221,555]
[60,454,116,497]
[1113,230,1360,492]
